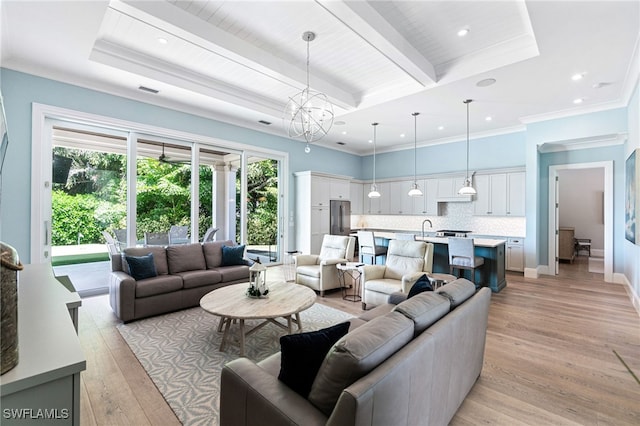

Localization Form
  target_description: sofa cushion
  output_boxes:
[278,321,350,398]
[383,240,426,280]
[358,303,394,322]
[435,278,476,308]
[202,240,234,269]
[122,246,169,275]
[221,244,246,266]
[407,274,433,298]
[218,265,250,282]
[308,311,414,416]
[393,292,450,335]
[167,243,206,274]
[363,278,402,295]
[296,264,321,278]
[318,235,349,261]
[124,253,157,281]
[135,275,183,298]
[176,270,222,289]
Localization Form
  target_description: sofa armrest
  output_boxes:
[221,358,327,426]
[319,258,347,267]
[388,291,408,305]
[295,254,320,266]
[109,271,136,322]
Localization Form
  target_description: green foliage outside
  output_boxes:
[51,146,277,248]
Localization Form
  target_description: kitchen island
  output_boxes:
[357,231,506,292]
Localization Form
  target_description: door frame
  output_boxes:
[547,161,613,282]
[31,102,289,264]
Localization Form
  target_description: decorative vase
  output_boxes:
[247,263,268,298]
[1,242,23,375]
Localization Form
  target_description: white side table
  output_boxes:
[336,262,365,302]
[283,250,300,282]
[427,273,458,289]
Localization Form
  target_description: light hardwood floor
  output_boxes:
[78,258,640,425]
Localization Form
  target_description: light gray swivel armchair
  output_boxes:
[295,235,356,297]
[448,237,484,286]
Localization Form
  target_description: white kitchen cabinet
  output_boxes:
[388,180,414,214]
[310,206,330,254]
[506,237,525,272]
[310,176,330,207]
[295,171,350,254]
[437,176,468,199]
[366,182,390,214]
[474,173,507,215]
[507,172,526,216]
[411,178,438,215]
[474,172,525,216]
[350,182,363,214]
[330,178,350,200]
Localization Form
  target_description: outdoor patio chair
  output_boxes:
[169,225,189,245]
[202,226,219,242]
[144,232,170,247]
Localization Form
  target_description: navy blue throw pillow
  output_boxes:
[278,321,350,398]
[125,253,157,281]
[407,274,433,298]
[221,244,246,266]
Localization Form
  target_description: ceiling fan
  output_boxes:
[158,144,190,164]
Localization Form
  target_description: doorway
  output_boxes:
[548,161,613,282]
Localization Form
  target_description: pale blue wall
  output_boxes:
[0,69,360,260]
[361,131,527,180]
[527,108,628,268]
[539,145,626,268]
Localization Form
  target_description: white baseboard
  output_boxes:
[591,249,605,258]
[618,273,640,317]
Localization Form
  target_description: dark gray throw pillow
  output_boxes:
[407,274,433,298]
[278,321,350,398]
[221,244,246,266]
[125,253,157,280]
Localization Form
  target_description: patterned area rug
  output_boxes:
[117,303,354,426]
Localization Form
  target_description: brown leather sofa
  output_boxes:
[109,240,250,322]
[220,279,491,425]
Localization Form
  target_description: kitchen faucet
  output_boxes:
[421,219,433,239]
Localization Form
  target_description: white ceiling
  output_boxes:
[1,0,638,155]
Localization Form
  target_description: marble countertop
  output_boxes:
[353,230,507,248]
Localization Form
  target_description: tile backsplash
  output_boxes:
[352,202,525,238]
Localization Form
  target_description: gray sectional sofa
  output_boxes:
[220,278,491,426]
[109,240,250,322]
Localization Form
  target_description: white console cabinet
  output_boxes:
[1,264,85,426]
[506,237,525,272]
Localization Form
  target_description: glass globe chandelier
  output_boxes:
[284,31,334,154]
[458,99,477,195]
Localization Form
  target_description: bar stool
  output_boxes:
[448,237,484,286]
[357,231,388,265]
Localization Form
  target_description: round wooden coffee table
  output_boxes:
[200,281,316,356]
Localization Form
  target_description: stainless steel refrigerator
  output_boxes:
[330,200,351,236]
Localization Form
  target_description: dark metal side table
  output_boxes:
[336,262,365,302]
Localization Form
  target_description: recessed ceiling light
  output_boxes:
[157,37,168,45]
[334,121,346,126]
[341,130,347,135]
[368,139,373,144]
[258,120,272,125]
[400,133,405,138]
[592,82,610,89]
[571,73,585,81]
[438,126,444,130]
[573,98,584,104]
[485,116,492,121]
[336,141,346,146]
[476,78,496,87]
[457,27,469,37]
